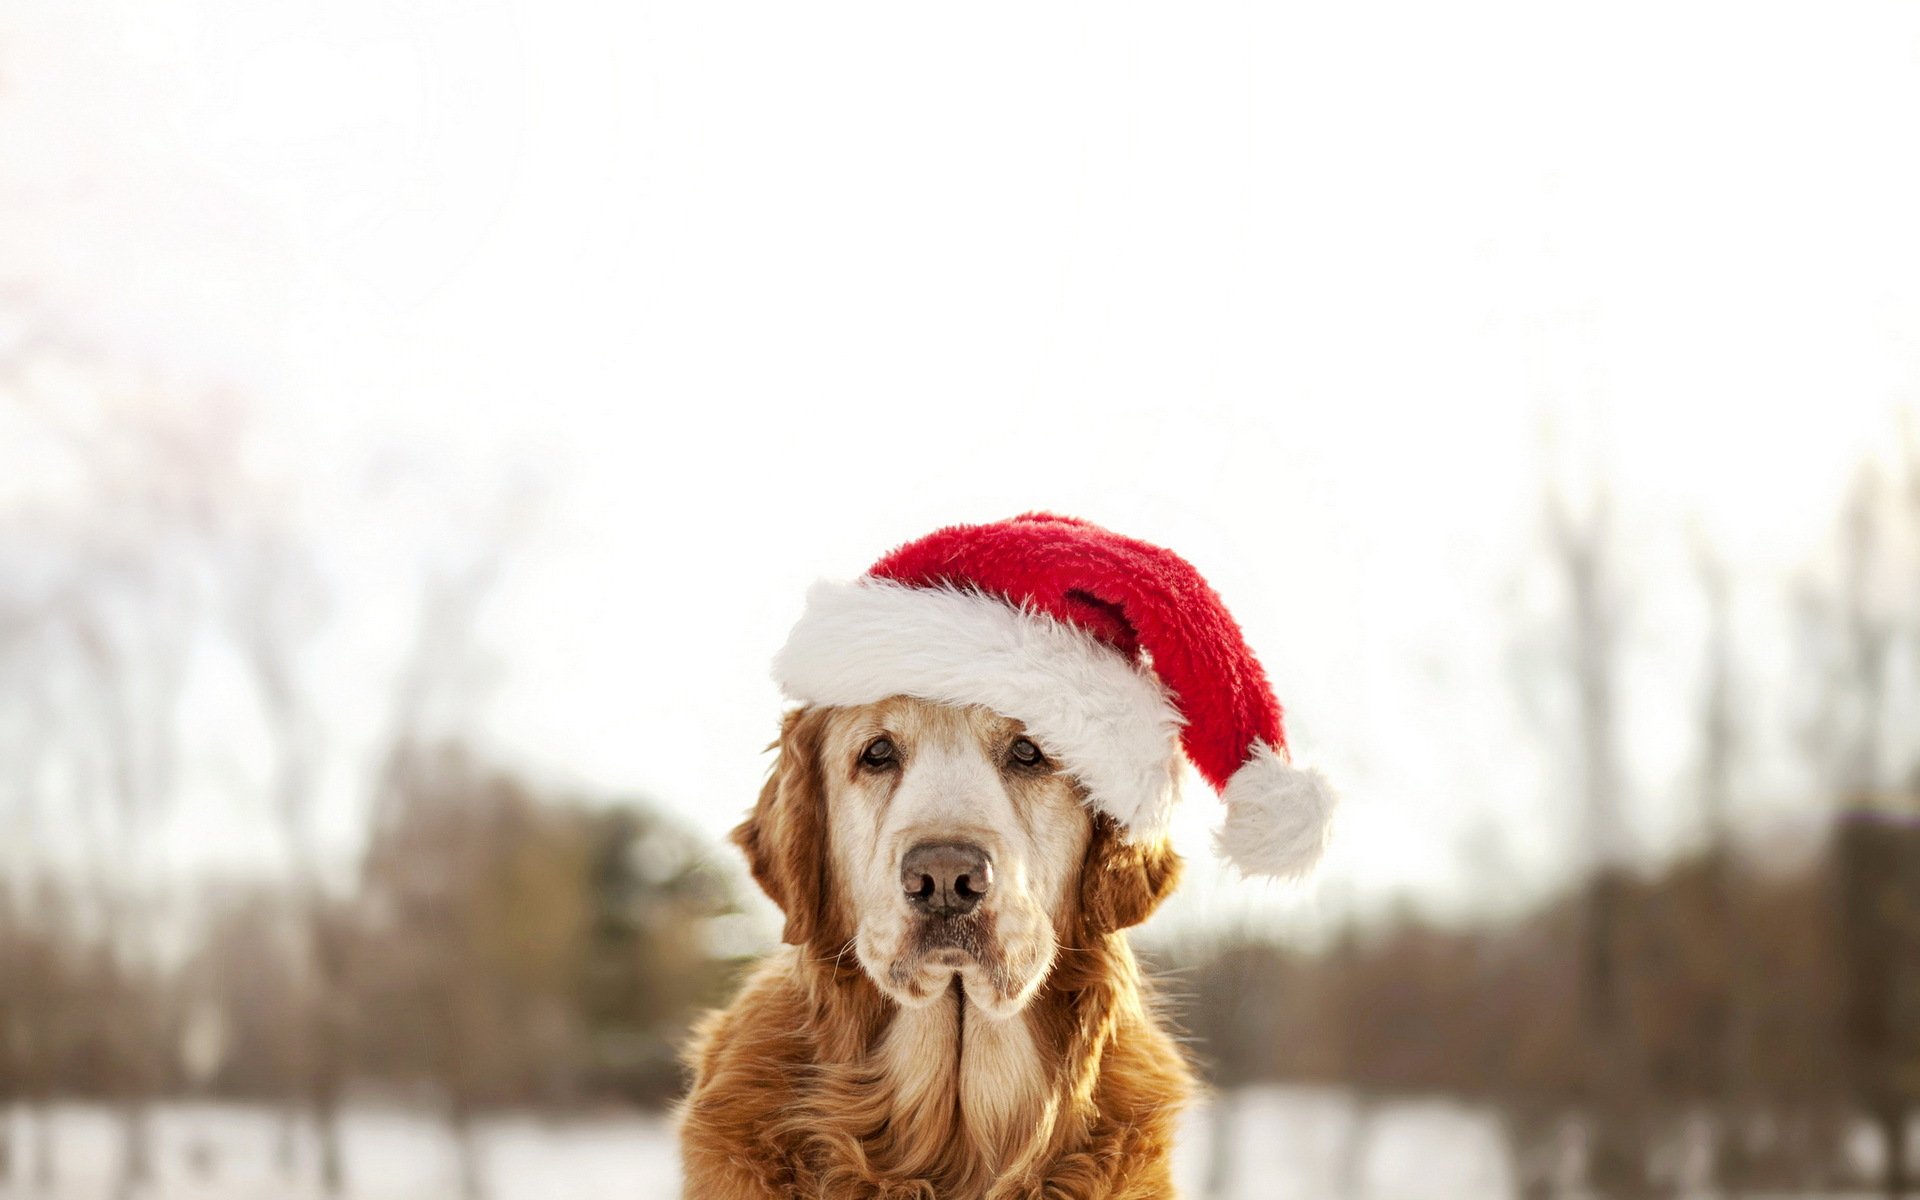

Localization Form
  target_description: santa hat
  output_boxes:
[771,512,1336,879]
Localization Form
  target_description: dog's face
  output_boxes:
[734,696,1182,1021]
[819,696,1089,1018]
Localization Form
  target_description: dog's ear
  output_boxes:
[1079,814,1183,935]
[731,706,830,948]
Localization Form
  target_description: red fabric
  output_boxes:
[868,512,1286,791]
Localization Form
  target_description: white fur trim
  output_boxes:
[772,579,1183,838]
[1214,741,1337,879]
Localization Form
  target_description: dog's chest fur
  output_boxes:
[880,982,1048,1169]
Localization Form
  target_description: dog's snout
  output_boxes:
[900,841,993,917]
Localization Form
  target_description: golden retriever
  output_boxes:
[678,695,1194,1198]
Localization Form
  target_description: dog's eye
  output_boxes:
[1008,737,1046,768]
[859,737,897,770]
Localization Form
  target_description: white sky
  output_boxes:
[3,0,1919,936]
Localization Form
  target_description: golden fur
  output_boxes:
[678,700,1196,1198]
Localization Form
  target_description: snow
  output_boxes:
[0,1089,1513,1199]
[6,1091,1899,1198]
[1180,1090,1516,1199]
[0,1103,679,1200]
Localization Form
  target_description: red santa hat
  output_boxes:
[771,512,1336,879]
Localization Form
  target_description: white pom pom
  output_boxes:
[1213,742,1337,879]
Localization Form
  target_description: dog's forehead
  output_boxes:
[826,696,1021,752]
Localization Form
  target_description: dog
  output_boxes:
[676,513,1336,1198]
[676,696,1195,1198]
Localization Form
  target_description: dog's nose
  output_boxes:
[900,841,993,917]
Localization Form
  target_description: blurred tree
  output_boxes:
[218,526,353,1192]
[1546,488,1653,1199]
[182,886,309,1101]
[1160,843,1866,1193]
[1795,461,1920,1198]
[352,740,739,1194]
[63,509,198,1200]
[1690,537,1758,1197]
[357,742,588,1200]
[575,804,740,1104]
[0,321,754,1185]
[0,887,17,1184]
[2,320,226,1198]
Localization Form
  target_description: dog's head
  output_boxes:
[733,696,1181,1020]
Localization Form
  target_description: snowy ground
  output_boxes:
[0,1089,1518,1200]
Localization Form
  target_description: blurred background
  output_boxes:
[3,1,1920,1198]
